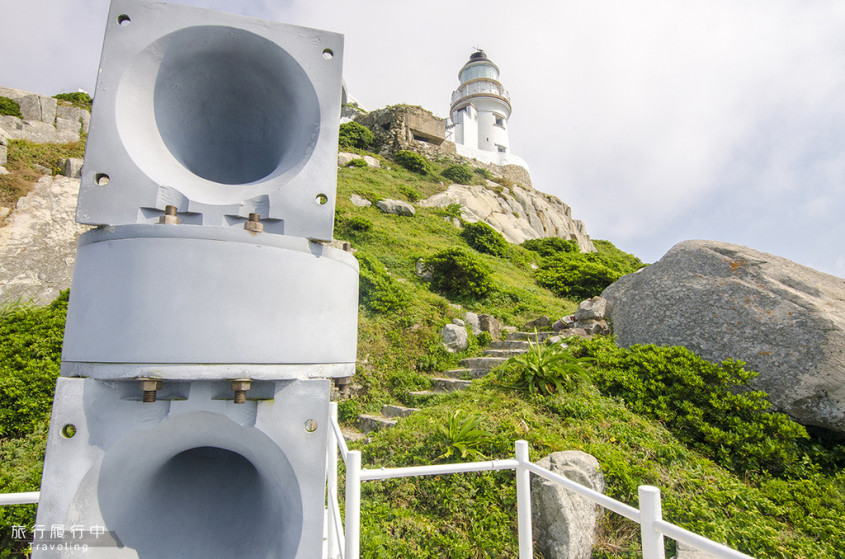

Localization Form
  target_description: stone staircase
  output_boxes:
[345,330,573,439]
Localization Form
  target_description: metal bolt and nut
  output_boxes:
[231,379,252,404]
[244,213,264,233]
[157,205,182,225]
[138,378,163,403]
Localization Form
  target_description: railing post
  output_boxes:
[639,485,665,559]
[327,402,339,559]
[515,440,533,559]
[345,449,362,559]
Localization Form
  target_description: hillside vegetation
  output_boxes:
[0,140,842,558]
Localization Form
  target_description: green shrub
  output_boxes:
[346,157,368,168]
[336,215,373,238]
[53,91,92,110]
[338,121,375,150]
[521,237,578,257]
[461,221,509,257]
[426,248,494,299]
[441,164,474,185]
[435,203,463,219]
[534,254,621,300]
[0,292,68,438]
[571,337,811,476]
[473,167,493,180]
[398,184,422,202]
[502,339,591,396]
[394,150,431,175]
[0,97,21,118]
[476,331,492,347]
[356,251,408,313]
[436,410,493,460]
[592,239,647,275]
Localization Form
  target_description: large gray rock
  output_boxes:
[376,198,415,217]
[0,175,89,303]
[440,323,468,352]
[478,314,502,340]
[574,297,607,321]
[418,183,594,252]
[532,451,605,559]
[602,240,845,433]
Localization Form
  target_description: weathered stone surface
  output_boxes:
[478,314,503,340]
[381,404,419,418]
[56,105,90,133]
[464,311,481,335]
[63,158,83,178]
[0,175,89,303]
[532,451,605,559]
[0,144,6,166]
[0,116,79,144]
[338,152,358,166]
[349,193,372,208]
[362,155,380,168]
[525,315,551,329]
[419,183,593,252]
[0,166,8,176]
[574,297,607,321]
[415,257,432,281]
[0,207,10,221]
[376,198,415,217]
[602,240,845,433]
[452,318,466,327]
[440,323,468,352]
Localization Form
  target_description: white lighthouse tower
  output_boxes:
[449,50,528,169]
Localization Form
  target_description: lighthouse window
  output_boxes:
[497,144,507,153]
[494,116,505,128]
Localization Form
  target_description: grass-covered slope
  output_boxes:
[0,144,842,558]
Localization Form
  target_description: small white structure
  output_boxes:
[448,50,528,170]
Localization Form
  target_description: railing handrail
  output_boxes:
[327,410,756,559]
[0,491,39,506]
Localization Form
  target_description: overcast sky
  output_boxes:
[3,0,844,277]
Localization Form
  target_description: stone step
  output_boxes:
[488,340,531,351]
[432,377,472,392]
[340,426,368,443]
[382,404,420,418]
[357,414,397,434]
[440,368,476,379]
[459,356,508,372]
[507,331,554,342]
[406,390,445,407]
[482,348,525,358]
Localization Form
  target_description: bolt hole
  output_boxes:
[322,48,334,60]
[315,193,328,205]
[61,424,77,438]
[95,173,110,186]
[117,14,131,26]
[304,419,318,433]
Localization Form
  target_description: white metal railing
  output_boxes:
[0,408,756,559]
[327,402,756,559]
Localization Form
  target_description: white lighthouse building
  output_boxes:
[449,50,528,170]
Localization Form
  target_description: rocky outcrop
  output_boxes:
[0,87,89,145]
[532,451,605,559]
[440,323,468,352]
[376,198,415,217]
[419,183,594,252]
[0,175,89,304]
[602,240,845,433]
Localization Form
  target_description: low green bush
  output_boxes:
[441,164,474,185]
[53,92,92,110]
[346,157,368,168]
[356,251,409,313]
[534,254,622,300]
[338,121,375,150]
[398,184,422,202]
[501,339,591,396]
[0,97,21,118]
[425,248,494,299]
[394,150,431,175]
[521,237,578,257]
[461,221,509,257]
[473,167,493,180]
[571,337,812,477]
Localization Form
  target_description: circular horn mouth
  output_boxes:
[95,412,303,558]
[116,25,320,197]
